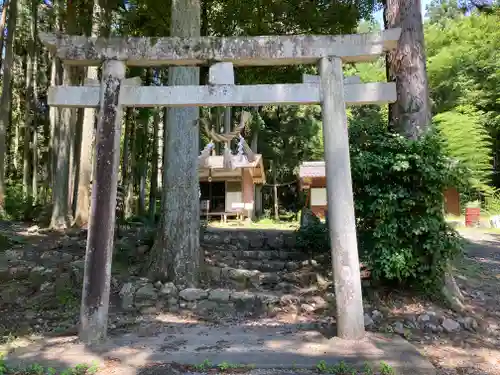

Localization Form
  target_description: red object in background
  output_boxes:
[465,207,481,227]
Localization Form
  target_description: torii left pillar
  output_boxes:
[80,59,126,344]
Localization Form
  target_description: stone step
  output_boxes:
[201,229,296,251]
[203,264,329,292]
[205,249,305,260]
[120,279,331,319]
[203,245,301,254]
[207,258,293,272]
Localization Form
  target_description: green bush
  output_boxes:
[296,123,465,288]
[296,218,329,259]
[2,183,42,222]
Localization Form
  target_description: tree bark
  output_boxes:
[138,109,149,216]
[147,0,201,287]
[49,0,64,198]
[50,0,78,229]
[23,0,37,201]
[32,21,39,202]
[157,107,164,191]
[71,108,84,215]
[149,110,160,222]
[384,0,464,312]
[74,0,106,227]
[0,0,18,213]
[251,125,262,218]
[271,160,279,220]
[49,55,62,190]
[385,0,431,139]
[50,67,74,229]
[0,0,10,75]
[125,111,136,218]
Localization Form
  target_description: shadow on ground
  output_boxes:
[3,222,500,374]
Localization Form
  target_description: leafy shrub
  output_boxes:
[296,123,465,288]
[2,182,45,222]
[484,190,500,215]
[296,218,329,259]
[433,106,493,195]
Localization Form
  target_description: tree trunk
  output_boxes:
[121,109,131,188]
[50,67,74,229]
[147,0,201,287]
[23,0,37,201]
[271,160,279,221]
[74,0,106,227]
[157,108,164,191]
[0,0,10,75]
[0,0,18,212]
[137,109,149,216]
[67,0,79,213]
[139,164,146,216]
[149,110,160,222]
[74,69,95,226]
[251,126,261,218]
[49,0,64,193]
[32,26,39,202]
[49,55,62,190]
[385,0,431,139]
[124,110,136,218]
[50,0,79,228]
[385,0,464,311]
[71,108,84,215]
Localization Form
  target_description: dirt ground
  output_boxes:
[418,229,500,374]
[1,222,500,374]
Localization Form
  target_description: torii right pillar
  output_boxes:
[319,56,365,339]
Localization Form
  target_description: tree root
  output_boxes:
[441,261,466,313]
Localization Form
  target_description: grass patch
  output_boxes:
[0,353,98,375]
[191,360,255,372]
[316,360,395,374]
[209,218,299,231]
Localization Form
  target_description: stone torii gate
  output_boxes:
[40,28,401,344]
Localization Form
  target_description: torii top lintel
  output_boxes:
[39,28,401,67]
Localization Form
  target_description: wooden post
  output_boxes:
[80,59,126,345]
[318,56,365,340]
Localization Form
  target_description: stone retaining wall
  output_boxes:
[200,228,320,292]
[119,278,331,319]
[201,228,297,251]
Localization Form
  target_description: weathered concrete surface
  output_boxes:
[319,57,365,340]
[48,82,397,108]
[39,29,401,66]
[303,73,362,84]
[79,60,126,345]
[208,62,235,85]
[4,323,435,375]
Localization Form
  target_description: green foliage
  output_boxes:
[314,359,394,374]
[0,353,6,375]
[433,106,493,194]
[425,8,500,185]
[0,355,98,375]
[484,190,500,215]
[296,122,465,288]
[351,124,464,285]
[296,219,329,259]
[257,105,324,184]
[1,183,45,222]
